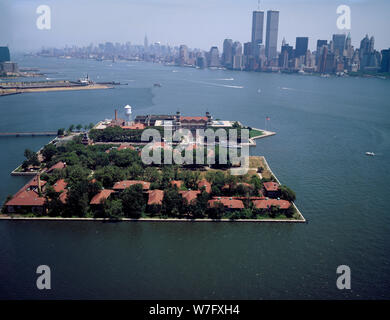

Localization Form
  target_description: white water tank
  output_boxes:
[124,105,132,122]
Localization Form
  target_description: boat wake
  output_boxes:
[186,79,243,89]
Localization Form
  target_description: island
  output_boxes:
[1,109,304,222]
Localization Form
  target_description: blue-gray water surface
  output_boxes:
[0,56,389,299]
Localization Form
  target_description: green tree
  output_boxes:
[68,124,75,132]
[279,185,296,202]
[45,186,65,217]
[57,128,65,136]
[121,184,145,218]
[207,201,225,219]
[76,124,83,131]
[42,143,57,162]
[161,187,183,217]
[104,199,124,219]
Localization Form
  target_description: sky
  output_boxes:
[1,0,390,52]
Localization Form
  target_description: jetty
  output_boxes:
[0,131,57,137]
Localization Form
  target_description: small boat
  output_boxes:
[153,83,162,87]
[365,152,375,156]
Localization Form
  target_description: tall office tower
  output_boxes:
[279,41,293,69]
[208,46,220,67]
[251,10,264,56]
[144,35,149,51]
[0,47,11,62]
[178,45,189,66]
[295,37,309,58]
[316,40,327,65]
[359,34,371,58]
[232,41,243,70]
[222,39,233,68]
[243,42,252,69]
[345,33,353,59]
[380,49,390,73]
[265,10,279,60]
[332,34,346,56]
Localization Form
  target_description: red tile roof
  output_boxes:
[53,179,68,204]
[180,116,208,122]
[253,199,291,210]
[113,180,150,190]
[237,182,253,188]
[208,197,244,209]
[179,190,200,204]
[6,177,46,207]
[53,179,67,193]
[121,123,146,130]
[170,180,183,188]
[198,179,211,193]
[90,189,114,205]
[46,161,66,173]
[146,189,164,205]
[117,144,135,151]
[263,182,279,192]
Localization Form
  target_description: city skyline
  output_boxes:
[2,0,390,52]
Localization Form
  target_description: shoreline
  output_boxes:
[0,215,306,223]
[0,84,112,96]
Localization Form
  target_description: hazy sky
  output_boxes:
[2,0,389,52]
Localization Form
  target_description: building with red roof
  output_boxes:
[262,181,280,198]
[121,123,145,130]
[253,199,291,210]
[117,144,135,151]
[5,176,47,214]
[208,197,244,210]
[170,180,183,189]
[198,179,212,193]
[53,179,68,204]
[179,190,200,205]
[113,180,150,191]
[46,161,66,173]
[146,189,164,205]
[90,189,115,205]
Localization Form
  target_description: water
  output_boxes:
[0,56,389,299]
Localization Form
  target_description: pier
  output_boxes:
[0,132,57,137]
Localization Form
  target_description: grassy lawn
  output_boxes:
[249,129,264,138]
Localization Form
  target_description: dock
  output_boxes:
[0,132,57,137]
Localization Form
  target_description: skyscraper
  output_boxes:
[265,10,279,60]
[380,49,390,73]
[179,45,189,66]
[208,46,220,67]
[222,39,233,68]
[0,47,10,62]
[295,37,308,57]
[332,34,346,56]
[316,40,327,65]
[251,10,264,56]
[232,41,243,70]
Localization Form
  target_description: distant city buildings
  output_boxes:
[35,8,390,77]
[0,46,19,76]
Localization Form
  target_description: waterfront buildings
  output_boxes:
[295,37,309,58]
[35,8,389,77]
[0,46,19,76]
